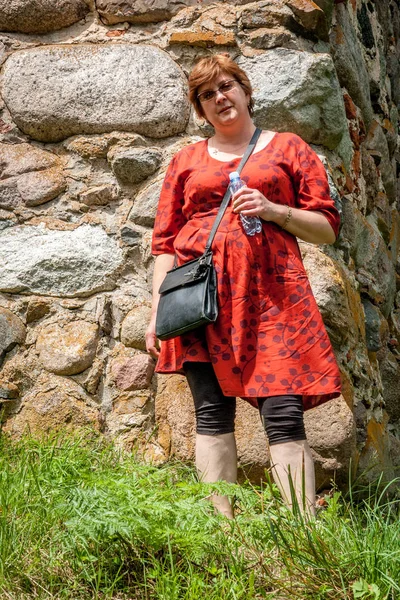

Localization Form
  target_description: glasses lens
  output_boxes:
[199,90,216,102]
[198,80,236,103]
[219,81,235,93]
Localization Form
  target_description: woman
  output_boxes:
[146,54,341,518]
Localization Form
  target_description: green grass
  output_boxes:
[0,431,399,600]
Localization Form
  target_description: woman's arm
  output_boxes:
[145,253,175,358]
[232,188,336,244]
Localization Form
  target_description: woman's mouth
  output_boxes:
[218,106,232,114]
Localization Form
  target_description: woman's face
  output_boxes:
[197,72,250,129]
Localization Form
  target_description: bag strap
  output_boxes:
[204,127,262,255]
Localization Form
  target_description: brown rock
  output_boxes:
[155,374,195,459]
[285,0,329,39]
[37,321,99,376]
[0,307,26,365]
[0,143,65,210]
[120,305,152,351]
[111,353,155,391]
[3,375,99,439]
[79,184,118,206]
[169,30,236,47]
[305,396,356,488]
[26,298,52,324]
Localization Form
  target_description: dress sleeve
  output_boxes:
[290,135,341,238]
[152,153,186,255]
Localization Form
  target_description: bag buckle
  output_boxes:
[185,254,210,280]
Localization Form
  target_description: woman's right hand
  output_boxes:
[145,315,160,359]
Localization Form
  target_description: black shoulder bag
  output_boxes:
[155,128,262,341]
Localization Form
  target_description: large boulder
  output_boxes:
[0,143,66,210]
[305,396,356,488]
[0,0,90,34]
[154,374,356,488]
[238,49,349,151]
[2,45,190,143]
[0,224,123,297]
[36,321,100,376]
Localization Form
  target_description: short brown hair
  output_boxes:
[188,54,254,119]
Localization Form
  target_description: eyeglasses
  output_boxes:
[197,80,237,103]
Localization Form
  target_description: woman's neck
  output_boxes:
[212,119,256,148]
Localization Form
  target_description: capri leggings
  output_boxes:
[183,362,306,446]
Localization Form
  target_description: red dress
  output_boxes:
[152,132,341,411]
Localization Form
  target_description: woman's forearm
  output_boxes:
[151,253,175,316]
[267,204,336,245]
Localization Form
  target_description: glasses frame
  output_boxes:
[197,79,238,103]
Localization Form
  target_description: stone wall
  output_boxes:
[0,0,399,488]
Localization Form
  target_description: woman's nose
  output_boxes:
[214,90,226,102]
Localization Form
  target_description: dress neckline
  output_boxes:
[205,131,278,163]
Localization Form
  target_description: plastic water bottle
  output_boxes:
[229,172,262,236]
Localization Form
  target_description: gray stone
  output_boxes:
[128,177,163,227]
[120,225,142,247]
[37,321,99,376]
[96,0,207,24]
[0,307,26,365]
[330,3,373,127]
[109,147,162,184]
[0,224,123,297]
[120,305,152,351]
[354,215,396,317]
[3,45,190,143]
[365,121,396,204]
[379,351,400,422]
[0,0,90,34]
[0,143,65,209]
[362,299,388,352]
[238,49,349,152]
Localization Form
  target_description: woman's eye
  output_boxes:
[220,82,233,92]
[203,91,214,100]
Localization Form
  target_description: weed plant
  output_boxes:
[0,431,399,599]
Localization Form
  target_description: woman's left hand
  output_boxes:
[231,186,281,223]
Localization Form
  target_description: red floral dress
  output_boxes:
[152,132,341,410]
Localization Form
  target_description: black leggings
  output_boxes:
[183,362,306,446]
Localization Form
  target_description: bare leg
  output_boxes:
[268,439,316,516]
[195,432,237,519]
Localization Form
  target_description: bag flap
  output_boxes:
[159,255,212,294]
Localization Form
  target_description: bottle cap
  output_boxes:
[229,171,240,181]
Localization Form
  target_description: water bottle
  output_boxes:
[229,172,262,236]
